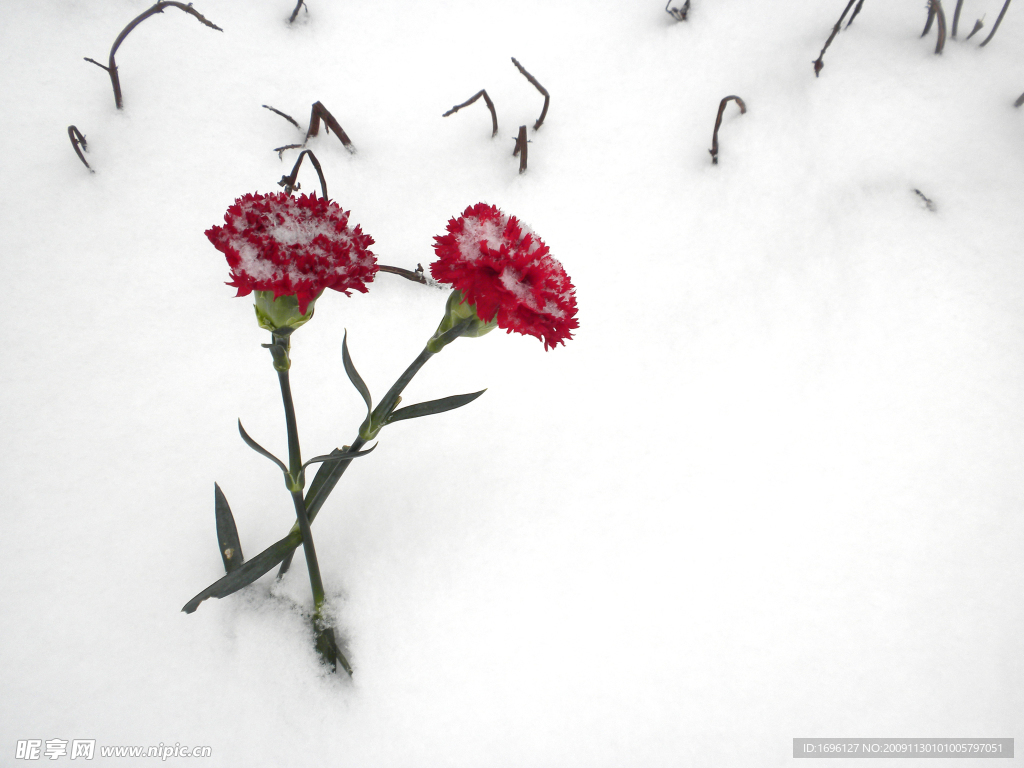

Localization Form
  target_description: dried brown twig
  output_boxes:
[68,126,94,173]
[979,0,1011,46]
[929,0,948,54]
[965,18,985,39]
[845,0,866,27]
[443,90,498,137]
[814,0,858,76]
[377,264,434,286]
[513,126,528,174]
[263,104,300,129]
[278,149,328,198]
[922,1,937,36]
[84,1,222,110]
[272,101,355,158]
[913,189,937,211]
[511,57,550,130]
[288,0,306,23]
[951,0,964,36]
[709,96,746,165]
[305,101,354,152]
[665,0,690,21]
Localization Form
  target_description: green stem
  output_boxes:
[289,490,325,609]
[277,336,464,578]
[276,433,365,578]
[365,346,436,438]
[273,334,351,673]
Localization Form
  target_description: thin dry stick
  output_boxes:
[288,0,306,23]
[513,125,528,174]
[68,126,94,173]
[814,0,858,76]
[1015,91,1024,107]
[511,57,550,130]
[932,0,948,53]
[84,1,222,110]
[709,95,747,165]
[263,104,300,129]
[442,90,498,137]
[665,0,690,21]
[845,0,866,27]
[979,0,1011,45]
[305,101,355,152]
[965,17,985,38]
[274,144,304,158]
[377,264,432,285]
[922,1,937,36]
[913,189,937,211]
[951,0,964,36]
[278,149,328,198]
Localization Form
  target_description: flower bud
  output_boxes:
[428,290,497,352]
[253,291,318,333]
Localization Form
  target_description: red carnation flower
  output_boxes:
[206,192,377,314]
[431,203,578,350]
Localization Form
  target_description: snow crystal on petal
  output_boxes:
[430,203,578,349]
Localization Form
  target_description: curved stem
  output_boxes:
[94,1,222,109]
[979,0,1011,46]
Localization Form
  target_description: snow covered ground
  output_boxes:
[1,0,1022,765]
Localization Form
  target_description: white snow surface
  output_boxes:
[2,1,1023,766]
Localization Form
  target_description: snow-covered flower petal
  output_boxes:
[206,192,377,315]
[430,203,578,350]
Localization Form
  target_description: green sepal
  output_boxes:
[386,389,487,425]
[214,483,244,574]
[426,316,473,354]
[182,529,303,613]
[237,419,288,475]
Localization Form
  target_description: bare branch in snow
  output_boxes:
[979,0,1011,46]
[263,104,301,129]
[305,101,355,152]
[84,1,222,110]
[68,126,94,173]
[709,95,746,165]
[511,57,550,130]
[443,89,498,137]
[278,149,328,199]
[513,125,529,174]
[814,0,858,76]
[665,0,690,21]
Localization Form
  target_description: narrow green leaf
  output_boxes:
[300,443,377,472]
[214,483,244,573]
[182,529,303,614]
[342,331,372,422]
[304,447,349,519]
[386,389,486,424]
[237,419,288,474]
[283,443,365,579]
[367,344,438,435]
